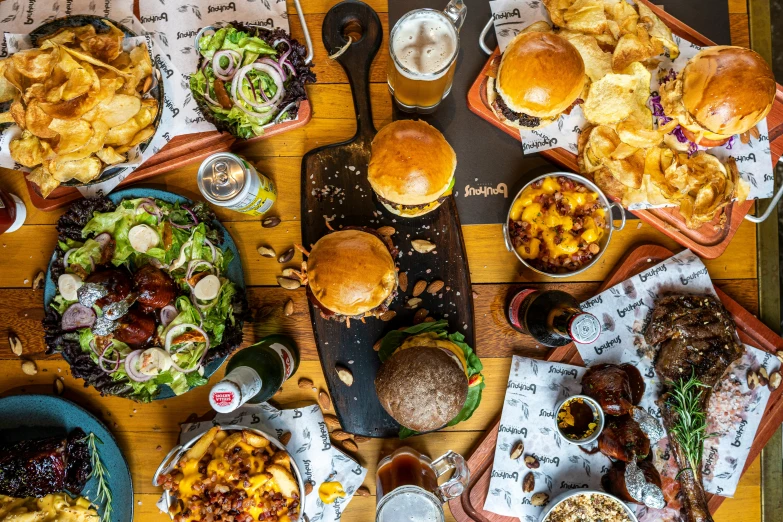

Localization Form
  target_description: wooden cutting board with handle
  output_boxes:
[300,0,476,438]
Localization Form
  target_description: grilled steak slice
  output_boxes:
[0,428,91,497]
[645,295,743,522]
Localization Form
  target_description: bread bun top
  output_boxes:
[496,31,586,118]
[368,120,456,206]
[682,46,775,137]
[307,230,397,317]
[375,345,468,432]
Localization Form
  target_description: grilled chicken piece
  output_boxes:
[598,415,650,462]
[646,295,743,522]
[0,428,91,497]
[582,363,640,416]
[134,264,176,312]
[602,457,663,505]
[114,306,156,347]
[85,269,132,308]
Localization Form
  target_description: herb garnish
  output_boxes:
[666,372,713,477]
[81,433,113,522]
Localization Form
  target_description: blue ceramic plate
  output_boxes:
[44,188,245,400]
[0,395,133,522]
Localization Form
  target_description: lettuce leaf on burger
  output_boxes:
[375,320,484,438]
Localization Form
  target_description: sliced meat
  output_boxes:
[114,306,156,347]
[134,264,176,311]
[582,363,635,416]
[598,415,650,462]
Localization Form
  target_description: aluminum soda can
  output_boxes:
[197,152,276,216]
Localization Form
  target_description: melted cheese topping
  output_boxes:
[0,493,99,522]
[509,177,605,260]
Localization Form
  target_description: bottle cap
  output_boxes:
[209,380,242,413]
[568,313,601,344]
[5,194,26,234]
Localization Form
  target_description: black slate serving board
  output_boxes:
[301,0,476,438]
[389,0,731,225]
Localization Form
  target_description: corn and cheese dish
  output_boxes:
[159,427,300,522]
[0,493,98,522]
[508,176,606,273]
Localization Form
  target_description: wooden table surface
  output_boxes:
[0,1,761,521]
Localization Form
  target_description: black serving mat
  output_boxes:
[389,0,731,225]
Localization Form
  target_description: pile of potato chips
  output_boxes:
[541,0,743,229]
[0,21,158,197]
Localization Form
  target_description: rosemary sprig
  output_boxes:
[80,433,113,522]
[666,372,712,477]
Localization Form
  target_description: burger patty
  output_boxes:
[375,192,450,211]
[492,82,541,128]
[306,226,399,322]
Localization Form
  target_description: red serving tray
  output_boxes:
[448,244,783,521]
[467,0,783,259]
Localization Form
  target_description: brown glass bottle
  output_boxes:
[507,289,601,347]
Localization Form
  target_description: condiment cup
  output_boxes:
[540,490,639,522]
[153,424,306,522]
[502,172,626,278]
[554,394,604,446]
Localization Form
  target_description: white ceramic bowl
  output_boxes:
[503,173,626,278]
[539,490,638,522]
[153,424,306,521]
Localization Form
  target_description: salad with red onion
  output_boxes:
[189,23,316,139]
[43,196,246,402]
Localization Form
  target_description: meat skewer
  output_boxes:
[646,295,744,522]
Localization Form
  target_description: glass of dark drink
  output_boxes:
[375,447,469,522]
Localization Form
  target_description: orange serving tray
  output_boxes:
[448,244,783,522]
[467,0,783,259]
[24,101,312,211]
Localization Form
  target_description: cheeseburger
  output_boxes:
[660,46,776,147]
[375,320,484,436]
[368,120,456,218]
[302,228,398,324]
[488,30,587,130]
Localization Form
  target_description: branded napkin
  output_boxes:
[159,402,367,522]
[483,355,608,520]
[575,249,779,500]
[487,0,774,202]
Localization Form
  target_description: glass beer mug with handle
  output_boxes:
[375,447,470,522]
[387,0,466,113]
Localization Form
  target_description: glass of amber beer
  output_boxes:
[375,447,469,522]
[387,0,466,113]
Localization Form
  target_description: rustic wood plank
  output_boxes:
[0,279,759,361]
[730,13,751,47]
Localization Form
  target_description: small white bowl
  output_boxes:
[554,394,604,446]
[540,490,638,522]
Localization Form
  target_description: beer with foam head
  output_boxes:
[388,2,465,113]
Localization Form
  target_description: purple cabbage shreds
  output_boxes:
[649,95,672,124]
[725,135,735,150]
[671,125,689,143]
[57,195,115,242]
[687,141,699,157]
[659,68,677,85]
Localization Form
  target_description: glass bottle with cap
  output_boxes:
[209,335,300,413]
[375,447,469,522]
[507,289,601,347]
[0,190,27,235]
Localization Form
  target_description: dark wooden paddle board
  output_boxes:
[301,0,476,438]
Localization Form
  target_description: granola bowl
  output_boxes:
[540,490,638,522]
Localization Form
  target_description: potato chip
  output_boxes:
[0,60,17,103]
[25,101,58,139]
[636,2,679,59]
[84,93,141,127]
[47,156,102,183]
[9,131,54,167]
[49,118,94,155]
[582,73,637,124]
[559,32,612,82]
[563,0,607,34]
[79,21,124,63]
[27,165,60,198]
[11,48,58,81]
[606,0,638,34]
[54,121,109,165]
[617,118,676,148]
[95,146,126,165]
[9,100,27,128]
[104,117,141,147]
[612,28,655,72]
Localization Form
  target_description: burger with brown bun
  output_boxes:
[368,120,456,218]
[299,228,398,324]
[487,29,587,130]
[659,46,776,148]
[375,320,484,437]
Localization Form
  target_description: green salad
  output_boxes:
[48,197,239,402]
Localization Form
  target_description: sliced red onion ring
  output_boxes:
[125,350,154,382]
[160,305,179,326]
[213,50,240,81]
[204,239,218,263]
[281,59,296,77]
[62,303,96,331]
[98,350,121,373]
[258,57,287,81]
[231,63,284,114]
[186,260,215,285]
[169,219,194,230]
[181,205,199,225]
